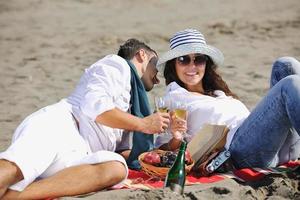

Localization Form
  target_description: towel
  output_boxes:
[126,60,154,170]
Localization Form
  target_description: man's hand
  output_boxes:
[140,112,170,134]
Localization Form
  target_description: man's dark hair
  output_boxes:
[117,38,157,60]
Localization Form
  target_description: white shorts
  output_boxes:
[0,100,128,191]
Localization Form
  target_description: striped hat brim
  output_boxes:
[156,29,224,72]
[157,43,224,72]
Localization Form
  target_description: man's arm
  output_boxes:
[96,108,170,134]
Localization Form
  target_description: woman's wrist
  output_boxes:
[173,134,183,141]
[168,137,182,151]
[172,130,183,141]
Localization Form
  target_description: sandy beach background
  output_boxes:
[0,0,299,199]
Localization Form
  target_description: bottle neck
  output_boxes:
[179,141,187,152]
[175,141,187,164]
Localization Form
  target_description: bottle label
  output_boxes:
[170,183,183,194]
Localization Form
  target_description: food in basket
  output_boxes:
[143,150,193,167]
[139,149,194,179]
[143,151,161,165]
[185,150,192,165]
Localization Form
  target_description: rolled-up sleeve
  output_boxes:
[80,55,130,120]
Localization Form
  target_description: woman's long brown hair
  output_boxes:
[163,56,238,99]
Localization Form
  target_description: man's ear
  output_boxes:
[135,49,146,63]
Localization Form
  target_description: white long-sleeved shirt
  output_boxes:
[67,54,132,152]
[155,82,250,149]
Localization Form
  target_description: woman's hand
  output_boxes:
[170,111,187,140]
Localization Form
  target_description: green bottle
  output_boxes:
[164,141,187,194]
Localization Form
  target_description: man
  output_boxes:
[0,38,169,199]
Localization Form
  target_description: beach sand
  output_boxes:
[0,0,299,199]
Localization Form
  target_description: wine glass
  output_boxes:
[154,96,170,134]
[173,101,188,141]
[154,96,170,113]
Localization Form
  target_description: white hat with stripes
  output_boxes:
[157,29,224,72]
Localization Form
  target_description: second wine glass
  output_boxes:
[173,101,188,141]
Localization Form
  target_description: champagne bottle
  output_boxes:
[164,141,187,194]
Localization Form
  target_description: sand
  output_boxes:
[0,0,299,199]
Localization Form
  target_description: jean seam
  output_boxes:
[231,94,285,168]
[238,150,278,167]
[234,94,282,144]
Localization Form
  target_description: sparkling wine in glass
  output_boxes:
[174,108,187,120]
[154,96,170,134]
[173,101,188,141]
[155,97,170,113]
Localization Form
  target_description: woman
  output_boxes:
[155,29,300,168]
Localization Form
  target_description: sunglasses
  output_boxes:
[176,55,208,66]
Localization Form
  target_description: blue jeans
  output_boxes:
[229,57,300,168]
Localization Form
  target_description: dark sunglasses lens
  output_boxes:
[194,55,208,65]
[177,56,191,65]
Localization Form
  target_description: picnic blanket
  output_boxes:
[120,160,300,190]
[44,161,299,200]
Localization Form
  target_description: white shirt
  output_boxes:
[155,82,250,149]
[67,54,132,152]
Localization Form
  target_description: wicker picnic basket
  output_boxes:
[138,149,195,179]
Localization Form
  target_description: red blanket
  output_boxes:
[44,161,299,200]
[120,161,300,190]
